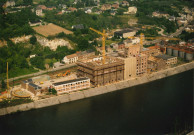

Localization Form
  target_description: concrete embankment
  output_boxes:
[0,62,193,116]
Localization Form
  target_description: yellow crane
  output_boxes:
[128,33,180,51]
[6,62,10,99]
[89,27,107,64]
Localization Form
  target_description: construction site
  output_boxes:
[77,56,124,86]
[0,27,193,101]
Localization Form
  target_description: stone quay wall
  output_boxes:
[0,62,193,116]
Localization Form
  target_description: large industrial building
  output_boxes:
[77,56,124,86]
[166,45,194,61]
[118,56,137,80]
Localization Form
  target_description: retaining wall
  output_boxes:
[0,62,193,116]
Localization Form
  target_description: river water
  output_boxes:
[0,70,193,135]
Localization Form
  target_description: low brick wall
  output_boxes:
[0,62,193,116]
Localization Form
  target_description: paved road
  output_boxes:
[8,63,76,82]
[145,22,190,45]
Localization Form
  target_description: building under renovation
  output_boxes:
[77,56,124,86]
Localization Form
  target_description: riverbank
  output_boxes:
[0,62,193,116]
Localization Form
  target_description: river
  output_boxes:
[0,70,193,135]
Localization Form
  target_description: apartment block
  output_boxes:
[52,78,90,94]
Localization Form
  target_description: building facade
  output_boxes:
[124,44,140,57]
[62,54,78,64]
[155,54,177,66]
[21,80,42,96]
[136,54,147,76]
[52,78,90,94]
[114,29,137,38]
[77,56,124,86]
[147,56,166,73]
[118,56,137,80]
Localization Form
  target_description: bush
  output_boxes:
[0,98,33,108]
[30,36,37,45]
[48,88,57,95]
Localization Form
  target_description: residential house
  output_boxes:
[112,3,119,9]
[29,20,42,26]
[121,1,129,6]
[85,9,92,14]
[110,10,117,16]
[124,6,137,14]
[36,7,43,16]
[169,16,176,21]
[37,5,47,10]
[62,53,78,64]
[68,7,77,12]
[72,24,84,29]
[152,11,170,19]
[101,4,111,11]
[4,0,15,7]
[47,6,56,11]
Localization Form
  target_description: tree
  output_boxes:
[23,0,32,5]
[1,79,6,89]
[49,88,57,95]
[30,36,37,45]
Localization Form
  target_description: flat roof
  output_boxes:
[115,29,134,34]
[29,83,42,90]
[155,54,176,60]
[53,78,89,86]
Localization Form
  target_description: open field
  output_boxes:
[33,23,73,37]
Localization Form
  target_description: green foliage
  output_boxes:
[30,56,45,70]
[138,17,177,33]
[1,79,6,89]
[44,10,123,32]
[0,43,31,75]
[134,0,180,17]
[0,98,33,108]
[23,0,33,5]
[179,31,194,41]
[30,36,37,45]
[117,8,126,15]
[48,88,57,95]
[137,28,159,37]
[0,8,37,40]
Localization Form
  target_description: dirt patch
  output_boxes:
[33,23,73,37]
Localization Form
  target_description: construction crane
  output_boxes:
[6,62,10,99]
[128,33,180,51]
[90,27,107,64]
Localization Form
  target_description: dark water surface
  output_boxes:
[0,70,193,135]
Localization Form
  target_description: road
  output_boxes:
[144,22,190,45]
[8,63,76,82]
